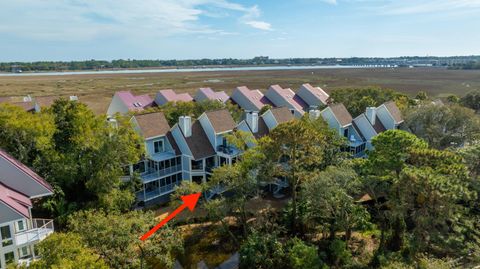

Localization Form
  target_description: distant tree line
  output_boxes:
[449,61,480,70]
[2,55,480,72]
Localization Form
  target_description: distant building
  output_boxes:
[194,88,229,103]
[155,89,193,106]
[265,85,306,118]
[296,83,329,108]
[230,86,273,111]
[107,91,154,116]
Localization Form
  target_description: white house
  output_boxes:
[126,112,185,205]
[237,106,295,147]
[170,116,217,185]
[0,149,54,269]
[296,83,329,108]
[107,91,154,116]
[264,85,306,118]
[230,86,273,112]
[375,101,404,130]
[155,89,193,106]
[194,88,229,103]
[320,103,366,157]
[353,107,386,150]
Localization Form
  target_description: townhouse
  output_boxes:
[353,101,404,150]
[320,101,404,156]
[155,89,193,106]
[194,88,229,103]
[171,109,239,184]
[265,85,307,118]
[125,112,184,205]
[237,107,295,147]
[106,86,403,205]
[0,95,78,113]
[0,150,54,268]
[296,83,329,108]
[107,91,154,116]
[230,86,273,112]
[319,103,366,157]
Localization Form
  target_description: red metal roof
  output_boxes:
[115,91,154,111]
[269,85,307,112]
[198,88,229,103]
[234,86,273,110]
[0,149,53,193]
[158,89,193,102]
[0,182,32,218]
[301,83,329,105]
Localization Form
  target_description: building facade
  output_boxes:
[0,150,54,268]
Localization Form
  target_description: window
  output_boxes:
[153,140,164,153]
[18,246,30,258]
[16,220,26,232]
[343,128,349,138]
[4,251,14,265]
[133,161,146,174]
[1,225,13,247]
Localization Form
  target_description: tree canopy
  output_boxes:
[405,103,480,149]
[329,87,409,117]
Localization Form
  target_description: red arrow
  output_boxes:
[140,192,201,241]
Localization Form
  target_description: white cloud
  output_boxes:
[0,0,272,41]
[366,0,480,15]
[244,21,272,31]
[321,0,338,4]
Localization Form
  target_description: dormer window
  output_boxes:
[153,140,164,153]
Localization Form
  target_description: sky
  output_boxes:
[1,0,479,61]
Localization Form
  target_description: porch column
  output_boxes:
[143,184,146,201]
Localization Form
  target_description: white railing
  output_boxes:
[15,219,54,246]
[137,181,182,201]
[141,165,182,182]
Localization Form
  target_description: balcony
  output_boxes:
[217,145,240,156]
[149,150,177,162]
[136,181,181,202]
[15,219,54,246]
[141,165,182,183]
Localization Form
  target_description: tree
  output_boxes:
[415,91,428,101]
[458,143,480,178]
[301,165,370,242]
[259,104,272,115]
[365,130,476,257]
[29,233,108,269]
[461,89,480,112]
[260,117,344,233]
[204,130,263,239]
[330,87,408,116]
[287,238,325,269]
[404,103,480,149]
[160,99,242,126]
[37,100,143,221]
[0,103,55,164]
[366,130,427,177]
[68,210,183,269]
[446,94,459,103]
[239,232,286,269]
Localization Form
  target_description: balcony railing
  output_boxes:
[15,219,54,246]
[137,181,181,201]
[217,145,235,155]
[141,165,182,182]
